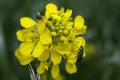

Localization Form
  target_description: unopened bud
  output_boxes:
[46,21,53,27]
[63,30,69,35]
[59,26,65,30]
[51,26,56,31]
[59,36,66,41]
[51,31,57,36]
[58,30,63,34]
[66,26,72,30]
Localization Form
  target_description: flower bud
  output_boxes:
[63,30,69,35]
[56,27,59,30]
[51,31,57,36]
[58,30,63,34]
[51,26,56,31]
[59,26,65,30]
[46,21,53,27]
[59,36,66,41]
[66,26,72,31]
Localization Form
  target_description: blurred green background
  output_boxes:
[0,0,120,80]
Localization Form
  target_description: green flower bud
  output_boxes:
[55,21,60,26]
[59,26,65,30]
[51,26,56,31]
[63,30,69,35]
[66,26,72,31]
[46,21,53,27]
[56,27,59,30]
[58,30,63,34]
[37,12,40,16]
[51,31,57,36]
[59,35,66,41]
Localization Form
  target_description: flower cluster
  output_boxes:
[15,3,87,79]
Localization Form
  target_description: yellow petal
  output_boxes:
[67,31,76,42]
[20,17,36,28]
[45,3,58,18]
[38,49,49,61]
[74,37,85,47]
[83,25,87,33]
[68,52,78,59]
[51,51,62,65]
[59,7,65,15]
[16,28,36,42]
[37,62,45,74]
[55,44,71,55]
[40,29,52,45]
[37,61,49,74]
[51,65,60,79]
[15,49,34,65]
[77,25,87,34]
[32,42,44,58]
[65,22,73,28]
[37,19,46,33]
[51,14,61,20]
[64,9,72,18]
[61,9,72,21]
[16,30,25,41]
[46,3,58,13]
[67,58,77,64]
[44,62,49,71]
[74,16,84,30]
[67,53,77,63]
[65,63,77,74]
[19,42,34,55]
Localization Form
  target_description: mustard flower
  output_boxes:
[15,3,87,79]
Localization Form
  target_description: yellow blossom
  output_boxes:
[15,3,87,79]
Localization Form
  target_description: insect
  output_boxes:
[36,15,43,20]
[77,46,84,63]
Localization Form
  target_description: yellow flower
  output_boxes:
[15,17,52,65]
[15,3,87,79]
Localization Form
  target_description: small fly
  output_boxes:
[36,15,43,20]
[77,46,84,63]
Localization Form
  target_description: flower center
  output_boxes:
[46,18,72,44]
